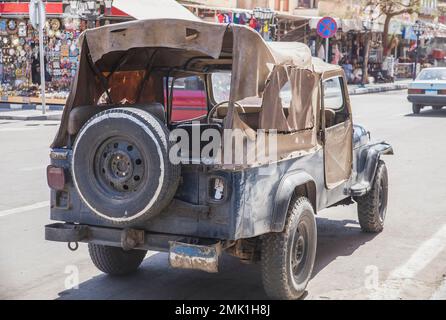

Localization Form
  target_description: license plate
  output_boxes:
[425,89,438,95]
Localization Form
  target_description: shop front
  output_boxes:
[183,3,277,41]
[0,1,130,108]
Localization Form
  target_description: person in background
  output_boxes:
[352,59,363,84]
[341,58,353,83]
[31,52,51,85]
[331,42,342,65]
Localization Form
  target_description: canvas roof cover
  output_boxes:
[52,18,342,148]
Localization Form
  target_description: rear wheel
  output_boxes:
[412,104,421,114]
[88,244,147,275]
[261,196,317,300]
[356,160,388,233]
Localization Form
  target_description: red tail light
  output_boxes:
[47,166,66,190]
[438,90,446,95]
[408,88,424,94]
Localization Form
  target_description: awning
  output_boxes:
[0,2,63,16]
[112,0,200,21]
[0,1,129,18]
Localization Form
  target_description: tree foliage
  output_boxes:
[363,0,422,56]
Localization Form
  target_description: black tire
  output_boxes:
[88,244,146,275]
[261,196,317,300]
[357,160,388,233]
[72,108,180,225]
[412,104,421,114]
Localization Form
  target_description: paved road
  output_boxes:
[1,90,446,300]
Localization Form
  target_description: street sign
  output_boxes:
[29,0,46,31]
[317,16,337,39]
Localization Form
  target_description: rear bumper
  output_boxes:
[407,94,446,106]
[45,222,222,272]
[46,222,204,252]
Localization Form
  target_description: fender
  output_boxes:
[270,170,317,232]
[350,141,393,196]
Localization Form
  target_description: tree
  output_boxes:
[364,0,421,57]
[359,1,421,84]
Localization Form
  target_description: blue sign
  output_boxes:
[317,16,337,39]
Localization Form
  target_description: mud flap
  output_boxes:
[168,241,221,273]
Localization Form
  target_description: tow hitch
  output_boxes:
[169,241,222,273]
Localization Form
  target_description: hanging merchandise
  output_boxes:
[18,22,27,37]
[233,13,240,24]
[216,13,225,23]
[0,20,7,35]
[223,13,232,23]
[7,20,17,35]
[50,19,61,31]
[249,17,257,30]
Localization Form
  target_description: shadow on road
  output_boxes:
[312,217,378,277]
[404,109,446,118]
[57,217,376,300]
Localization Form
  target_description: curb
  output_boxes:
[348,83,408,95]
[0,103,64,111]
[0,113,62,121]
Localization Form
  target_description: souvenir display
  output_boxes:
[0,18,82,100]
[7,20,17,34]
[0,20,7,36]
[50,19,61,31]
[18,22,27,37]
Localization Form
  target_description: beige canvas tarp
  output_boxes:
[52,18,347,172]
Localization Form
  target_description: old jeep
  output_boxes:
[45,19,393,300]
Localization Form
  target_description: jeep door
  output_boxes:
[322,75,353,189]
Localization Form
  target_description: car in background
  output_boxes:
[407,67,446,114]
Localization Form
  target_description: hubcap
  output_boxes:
[291,223,308,281]
[95,137,145,194]
[378,180,387,222]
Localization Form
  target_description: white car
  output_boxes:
[407,67,446,114]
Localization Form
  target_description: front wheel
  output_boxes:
[88,244,147,275]
[412,104,421,114]
[261,196,317,300]
[356,160,388,233]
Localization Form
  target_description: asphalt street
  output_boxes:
[1,90,446,300]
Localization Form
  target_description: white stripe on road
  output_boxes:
[370,224,446,300]
[430,279,446,300]
[0,128,38,132]
[19,165,46,172]
[0,201,49,218]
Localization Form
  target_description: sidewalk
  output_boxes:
[348,79,411,95]
[0,109,63,121]
[0,79,410,121]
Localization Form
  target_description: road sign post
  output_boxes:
[29,0,46,115]
[316,17,337,63]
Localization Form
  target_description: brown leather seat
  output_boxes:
[324,109,336,128]
[68,103,166,136]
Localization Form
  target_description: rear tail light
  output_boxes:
[47,166,66,190]
[408,88,424,94]
[438,90,446,95]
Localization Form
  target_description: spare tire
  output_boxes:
[72,107,180,225]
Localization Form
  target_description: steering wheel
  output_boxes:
[207,101,245,124]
